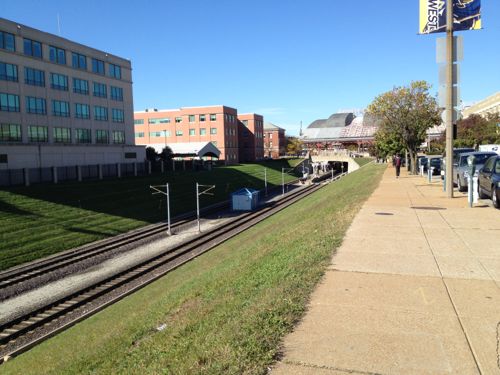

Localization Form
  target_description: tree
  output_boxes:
[145,147,158,162]
[367,81,441,174]
[454,113,500,148]
[373,127,405,159]
[159,146,173,161]
[285,137,303,155]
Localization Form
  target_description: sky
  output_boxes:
[2,1,499,136]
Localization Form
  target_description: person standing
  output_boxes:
[395,154,402,178]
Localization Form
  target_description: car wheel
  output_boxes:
[493,186,499,209]
[478,185,488,199]
[457,176,466,192]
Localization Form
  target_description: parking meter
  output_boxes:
[467,155,476,207]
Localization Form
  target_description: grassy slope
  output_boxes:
[0,160,300,270]
[2,164,385,375]
[354,157,373,167]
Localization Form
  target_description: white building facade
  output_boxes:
[0,18,144,170]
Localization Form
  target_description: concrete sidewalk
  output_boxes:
[272,167,500,375]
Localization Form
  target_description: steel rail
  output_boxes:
[0,181,325,362]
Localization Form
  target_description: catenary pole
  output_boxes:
[264,168,268,196]
[166,183,171,235]
[445,0,454,198]
[196,182,200,232]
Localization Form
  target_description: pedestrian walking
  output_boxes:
[395,154,402,178]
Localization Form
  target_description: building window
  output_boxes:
[199,128,206,135]
[50,73,68,90]
[96,130,109,144]
[52,100,70,117]
[189,128,195,136]
[210,114,216,121]
[242,120,248,127]
[200,114,206,122]
[0,123,21,142]
[23,38,43,58]
[112,130,125,144]
[49,45,66,65]
[53,127,71,143]
[0,31,15,52]
[73,78,89,95]
[94,106,108,121]
[134,119,144,125]
[210,127,217,134]
[71,52,87,70]
[75,128,91,143]
[125,152,136,159]
[24,67,45,86]
[135,132,144,138]
[175,130,183,136]
[175,117,182,123]
[92,58,105,75]
[110,86,123,101]
[28,125,48,142]
[75,103,90,119]
[112,108,124,123]
[109,63,121,79]
[148,118,170,124]
[93,82,107,98]
[211,141,217,147]
[0,62,18,82]
[0,93,20,112]
[189,115,195,122]
[25,96,46,115]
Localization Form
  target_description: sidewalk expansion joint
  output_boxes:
[282,360,386,375]
[407,188,483,375]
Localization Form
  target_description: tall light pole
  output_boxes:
[445,0,454,198]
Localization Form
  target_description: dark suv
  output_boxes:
[478,155,500,209]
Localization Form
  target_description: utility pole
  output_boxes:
[445,0,454,198]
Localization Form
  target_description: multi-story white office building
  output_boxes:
[0,18,144,170]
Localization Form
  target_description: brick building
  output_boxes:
[264,122,286,158]
[134,105,239,163]
[237,113,264,162]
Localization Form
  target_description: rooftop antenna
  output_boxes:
[57,14,61,36]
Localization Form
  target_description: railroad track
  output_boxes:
[0,180,329,363]
[0,202,230,293]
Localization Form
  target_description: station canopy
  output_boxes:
[148,142,221,159]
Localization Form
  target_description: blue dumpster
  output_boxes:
[231,188,259,211]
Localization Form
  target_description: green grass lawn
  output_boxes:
[2,163,385,375]
[0,160,301,271]
[354,157,373,167]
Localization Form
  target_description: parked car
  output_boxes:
[453,151,497,192]
[418,156,428,172]
[441,148,475,180]
[478,144,500,155]
[478,155,500,208]
[429,157,442,175]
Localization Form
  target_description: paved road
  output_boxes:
[272,166,500,375]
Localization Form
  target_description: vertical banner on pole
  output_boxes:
[419,0,481,35]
